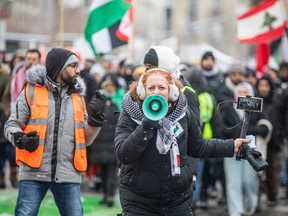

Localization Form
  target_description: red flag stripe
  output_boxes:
[177,155,180,167]
[256,43,270,76]
[239,24,287,44]
[238,0,277,20]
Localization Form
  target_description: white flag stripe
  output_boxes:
[91,28,112,53]
[237,2,285,40]
[89,0,112,11]
[117,10,131,39]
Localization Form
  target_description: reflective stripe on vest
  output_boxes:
[71,93,87,172]
[181,85,196,94]
[198,92,214,139]
[17,84,87,172]
[16,84,49,168]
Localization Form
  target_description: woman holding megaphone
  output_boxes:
[115,68,250,216]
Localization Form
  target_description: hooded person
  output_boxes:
[143,45,200,125]
[114,68,250,216]
[143,46,180,77]
[3,47,106,216]
[220,81,269,216]
[143,45,201,193]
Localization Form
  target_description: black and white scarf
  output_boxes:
[122,92,187,176]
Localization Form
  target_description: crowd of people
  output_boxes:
[0,46,288,216]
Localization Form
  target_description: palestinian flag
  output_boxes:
[84,0,131,58]
[270,33,288,66]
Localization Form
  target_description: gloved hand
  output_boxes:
[13,131,39,153]
[88,91,106,127]
[248,125,268,137]
[241,144,269,171]
[140,117,160,131]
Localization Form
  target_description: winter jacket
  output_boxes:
[183,68,222,138]
[4,65,89,183]
[114,94,235,208]
[179,75,200,125]
[192,66,224,97]
[274,87,288,143]
[80,69,99,104]
[219,103,269,140]
[87,88,125,165]
[256,76,281,152]
[6,61,26,110]
[0,63,10,142]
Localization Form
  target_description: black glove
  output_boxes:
[241,144,269,171]
[88,91,106,127]
[140,117,160,131]
[13,131,39,153]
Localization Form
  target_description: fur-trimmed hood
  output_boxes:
[25,64,86,96]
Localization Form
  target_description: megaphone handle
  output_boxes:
[236,111,251,161]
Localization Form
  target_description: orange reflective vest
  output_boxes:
[16,83,87,172]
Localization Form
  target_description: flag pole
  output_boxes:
[59,0,64,48]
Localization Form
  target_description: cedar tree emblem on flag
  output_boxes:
[237,0,287,44]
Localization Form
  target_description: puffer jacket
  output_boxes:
[87,98,119,165]
[4,64,88,183]
[114,95,235,208]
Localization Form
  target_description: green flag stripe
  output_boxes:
[84,0,130,39]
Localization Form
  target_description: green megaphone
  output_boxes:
[142,94,168,121]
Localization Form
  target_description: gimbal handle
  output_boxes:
[235,110,251,161]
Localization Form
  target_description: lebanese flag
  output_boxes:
[116,0,134,42]
[237,0,287,44]
[84,0,131,57]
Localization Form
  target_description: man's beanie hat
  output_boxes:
[143,45,180,73]
[46,47,78,81]
[201,51,215,62]
[226,63,245,75]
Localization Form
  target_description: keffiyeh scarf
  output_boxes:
[122,92,187,176]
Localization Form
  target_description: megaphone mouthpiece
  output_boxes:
[150,101,161,111]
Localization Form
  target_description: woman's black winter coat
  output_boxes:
[114,106,235,208]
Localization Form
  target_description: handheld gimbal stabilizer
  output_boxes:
[235,96,268,171]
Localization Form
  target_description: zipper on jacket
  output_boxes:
[16,101,19,119]
[51,92,61,182]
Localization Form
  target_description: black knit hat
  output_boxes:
[143,48,158,67]
[46,48,76,81]
[201,51,215,62]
